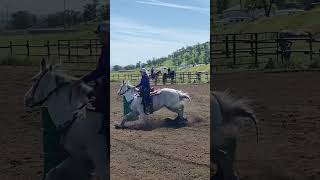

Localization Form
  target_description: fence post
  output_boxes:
[9,41,13,55]
[47,41,50,58]
[89,39,92,56]
[309,34,313,61]
[250,34,254,56]
[58,40,60,56]
[76,41,79,63]
[182,72,185,83]
[68,40,71,61]
[226,35,230,58]
[276,33,279,63]
[255,33,258,67]
[26,40,30,56]
[233,34,236,65]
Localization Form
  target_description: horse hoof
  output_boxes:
[115,124,124,129]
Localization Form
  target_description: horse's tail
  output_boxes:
[212,90,259,143]
[177,90,191,101]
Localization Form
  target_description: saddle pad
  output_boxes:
[151,89,162,96]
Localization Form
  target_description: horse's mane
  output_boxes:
[53,70,93,96]
[127,83,136,89]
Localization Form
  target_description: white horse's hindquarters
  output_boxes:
[152,91,181,110]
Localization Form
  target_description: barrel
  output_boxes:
[42,107,68,176]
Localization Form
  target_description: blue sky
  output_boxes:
[111,0,210,66]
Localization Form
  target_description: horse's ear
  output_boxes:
[122,80,124,84]
[48,65,53,71]
[40,58,46,71]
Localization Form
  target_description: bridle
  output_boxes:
[119,84,131,96]
[29,69,70,108]
[119,84,136,104]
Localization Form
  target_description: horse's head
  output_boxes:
[117,80,137,96]
[25,59,59,108]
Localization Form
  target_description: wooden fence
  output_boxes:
[111,72,210,84]
[0,39,102,64]
[211,32,320,70]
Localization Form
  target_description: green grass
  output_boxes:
[218,7,320,33]
[214,7,320,71]
[0,24,99,66]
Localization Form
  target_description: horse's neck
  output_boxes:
[46,85,85,128]
[124,88,137,102]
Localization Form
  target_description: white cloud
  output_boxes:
[111,16,209,66]
[135,0,209,15]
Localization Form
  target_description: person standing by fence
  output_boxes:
[279,34,293,66]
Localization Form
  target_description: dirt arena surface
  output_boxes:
[0,66,210,179]
[213,71,320,180]
[110,83,210,179]
[0,66,43,180]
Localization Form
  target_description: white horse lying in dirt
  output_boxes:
[24,59,107,180]
[211,90,259,180]
[115,81,191,129]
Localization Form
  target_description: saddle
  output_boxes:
[150,87,162,96]
[137,87,162,97]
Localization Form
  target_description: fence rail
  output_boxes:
[0,39,102,64]
[111,72,210,85]
[211,32,320,71]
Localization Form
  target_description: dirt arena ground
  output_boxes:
[0,66,43,180]
[213,71,320,180]
[0,66,210,180]
[1,65,319,180]
[110,83,210,180]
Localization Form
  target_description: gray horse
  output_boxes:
[116,81,190,129]
[24,59,107,180]
[211,90,259,180]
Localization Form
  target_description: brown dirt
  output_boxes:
[213,72,320,180]
[110,83,210,180]
[0,66,43,180]
[0,66,210,180]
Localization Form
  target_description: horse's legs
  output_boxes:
[166,105,186,121]
[177,106,186,121]
[118,112,134,128]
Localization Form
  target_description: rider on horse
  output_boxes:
[136,68,153,114]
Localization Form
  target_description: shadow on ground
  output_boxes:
[115,115,206,131]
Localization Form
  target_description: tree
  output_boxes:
[10,11,37,29]
[98,5,108,21]
[112,65,122,71]
[83,0,99,22]
[244,0,275,17]
[217,0,230,14]
[47,11,65,27]
[136,61,141,68]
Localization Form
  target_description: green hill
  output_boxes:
[218,7,320,33]
[113,42,210,72]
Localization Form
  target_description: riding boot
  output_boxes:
[149,102,153,114]
[143,103,148,115]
